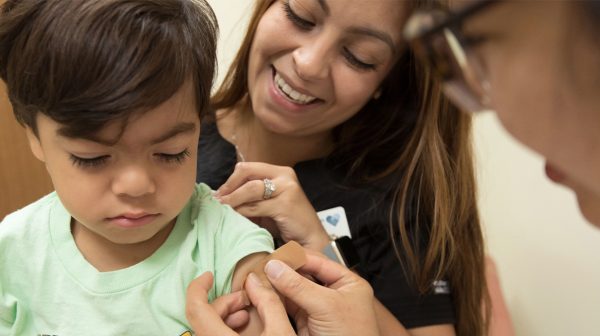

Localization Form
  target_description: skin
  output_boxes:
[220,0,406,166]
[25,81,267,334]
[459,0,600,226]
[187,251,382,336]
[26,82,201,270]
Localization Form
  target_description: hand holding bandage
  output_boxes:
[186,242,379,336]
[186,242,307,335]
[249,241,307,286]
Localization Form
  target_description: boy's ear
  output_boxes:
[25,127,45,162]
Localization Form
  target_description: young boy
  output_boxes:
[0,0,273,335]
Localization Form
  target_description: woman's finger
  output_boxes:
[186,272,242,336]
[263,258,379,336]
[244,272,296,335]
[223,310,250,330]
[296,252,359,290]
[233,198,279,219]
[262,259,336,314]
[218,179,276,208]
[216,162,278,196]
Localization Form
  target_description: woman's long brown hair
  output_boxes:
[212,1,489,334]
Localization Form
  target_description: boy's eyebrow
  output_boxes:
[150,122,197,144]
[59,122,197,145]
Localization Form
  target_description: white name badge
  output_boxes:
[317,206,351,238]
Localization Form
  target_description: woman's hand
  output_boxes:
[215,162,330,250]
[264,251,380,336]
[186,272,295,336]
[186,251,381,336]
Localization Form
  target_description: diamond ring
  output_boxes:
[263,178,276,200]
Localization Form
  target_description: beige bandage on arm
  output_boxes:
[250,240,307,284]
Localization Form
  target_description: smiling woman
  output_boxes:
[196,0,488,335]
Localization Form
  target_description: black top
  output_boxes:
[196,121,455,329]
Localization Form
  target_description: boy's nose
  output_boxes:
[112,166,156,198]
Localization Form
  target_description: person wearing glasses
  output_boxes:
[187,0,600,334]
[405,0,600,227]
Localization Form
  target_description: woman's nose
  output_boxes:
[111,165,156,198]
[292,39,332,81]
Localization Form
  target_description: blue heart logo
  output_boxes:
[326,214,340,226]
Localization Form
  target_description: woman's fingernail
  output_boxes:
[247,272,262,286]
[240,291,250,306]
[265,260,285,280]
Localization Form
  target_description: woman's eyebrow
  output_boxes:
[348,26,397,55]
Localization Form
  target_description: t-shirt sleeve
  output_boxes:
[0,293,16,335]
[0,224,17,335]
[212,206,274,297]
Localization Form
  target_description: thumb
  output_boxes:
[264,259,329,314]
[186,272,238,336]
[186,272,214,325]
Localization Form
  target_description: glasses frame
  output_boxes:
[404,0,501,113]
[411,0,499,40]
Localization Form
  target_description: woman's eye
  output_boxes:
[284,1,314,30]
[342,48,376,71]
[69,154,110,168]
[461,33,489,48]
[155,148,190,165]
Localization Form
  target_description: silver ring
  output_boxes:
[262,178,276,200]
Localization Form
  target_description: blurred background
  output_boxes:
[1,1,599,335]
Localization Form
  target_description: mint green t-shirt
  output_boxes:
[0,183,274,336]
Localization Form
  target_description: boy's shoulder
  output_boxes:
[1,192,58,232]
[0,192,58,257]
[187,182,272,246]
[188,183,234,218]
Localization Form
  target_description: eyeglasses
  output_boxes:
[404,0,500,113]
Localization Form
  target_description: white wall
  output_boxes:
[474,114,600,336]
[207,1,600,335]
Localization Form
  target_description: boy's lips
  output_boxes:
[107,213,160,228]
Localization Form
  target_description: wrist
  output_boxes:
[303,230,331,251]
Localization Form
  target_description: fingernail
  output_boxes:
[240,291,250,306]
[265,260,285,280]
[213,190,221,198]
[247,272,262,286]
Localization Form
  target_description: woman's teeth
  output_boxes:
[274,72,317,105]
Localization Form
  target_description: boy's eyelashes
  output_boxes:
[69,148,191,168]
[69,154,110,168]
[155,148,191,164]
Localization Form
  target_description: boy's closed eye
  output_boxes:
[68,148,191,168]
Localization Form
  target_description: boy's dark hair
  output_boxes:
[0,0,218,139]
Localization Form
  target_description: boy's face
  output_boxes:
[27,82,200,247]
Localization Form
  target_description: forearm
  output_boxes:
[374,298,410,336]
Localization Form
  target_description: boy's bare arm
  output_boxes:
[230,252,269,336]
[229,242,307,335]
